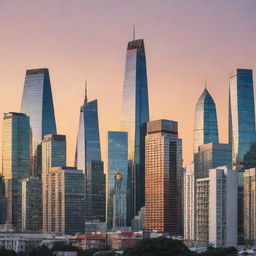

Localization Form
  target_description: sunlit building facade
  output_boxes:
[121,38,149,219]
[20,68,57,177]
[196,167,237,248]
[193,88,219,154]
[145,120,182,234]
[107,131,128,230]
[2,112,30,231]
[42,134,66,232]
[47,167,85,235]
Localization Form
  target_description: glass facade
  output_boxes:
[107,131,128,230]
[229,69,256,170]
[194,88,219,154]
[2,112,30,231]
[75,99,101,173]
[121,39,149,218]
[41,134,66,232]
[20,68,57,177]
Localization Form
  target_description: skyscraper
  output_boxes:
[75,83,101,172]
[107,131,128,230]
[20,68,57,177]
[2,112,30,231]
[193,88,219,154]
[229,69,256,170]
[228,69,256,242]
[42,134,66,232]
[145,120,182,234]
[121,38,149,218]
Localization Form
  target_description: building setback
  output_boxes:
[145,119,182,234]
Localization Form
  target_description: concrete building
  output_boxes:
[21,177,42,232]
[244,168,256,245]
[184,163,196,242]
[131,207,145,232]
[47,167,85,234]
[145,119,182,234]
[196,166,237,247]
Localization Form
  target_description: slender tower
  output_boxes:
[121,33,150,219]
[20,68,57,177]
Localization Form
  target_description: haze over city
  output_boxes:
[1,0,256,166]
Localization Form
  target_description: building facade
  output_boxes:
[184,163,195,242]
[193,88,219,154]
[47,167,85,235]
[42,134,66,232]
[20,68,57,177]
[21,177,42,232]
[85,160,105,222]
[196,167,237,248]
[121,38,150,219]
[244,168,256,245]
[107,131,128,230]
[2,112,30,231]
[195,143,232,179]
[145,120,182,234]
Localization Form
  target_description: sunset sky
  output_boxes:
[1,0,256,167]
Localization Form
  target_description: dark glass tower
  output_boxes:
[20,68,57,177]
[121,38,150,218]
[193,88,219,154]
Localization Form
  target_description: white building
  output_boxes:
[184,163,195,242]
[196,166,237,248]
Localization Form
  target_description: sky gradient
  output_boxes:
[1,0,256,166]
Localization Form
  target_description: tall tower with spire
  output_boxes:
[75,81,101,172]
[121,33,150,219]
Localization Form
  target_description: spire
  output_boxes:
[205,79,207,89]
[133,24,136,41]
[84,79,88,104]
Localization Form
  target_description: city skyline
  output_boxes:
[1,0,256,168]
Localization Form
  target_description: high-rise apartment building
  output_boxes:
[121,38,149,218]
[2,112,30,231]
[21,177,42,232]
[47,167,85,235]
[107,131,128,230]
[145,120,182,234]
[41,134,66,232]
[244,168,256,245]
[184,163,195,242]
[20,68,57,177]
[195,143,232,179]
[193,88,219,154]
[196,166,237,248]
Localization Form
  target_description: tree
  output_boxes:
[123,237,196,256]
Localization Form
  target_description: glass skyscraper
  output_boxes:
[107,131,128,230]
[193,88,219,154]
[2,112,30,231]
[121,38,149,218]
[75,90,101,172]
[20,68,57,177]
[229,69,256,170]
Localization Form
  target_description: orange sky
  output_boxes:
[0,0,256,167]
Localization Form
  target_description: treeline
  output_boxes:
[0,238,238,256]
